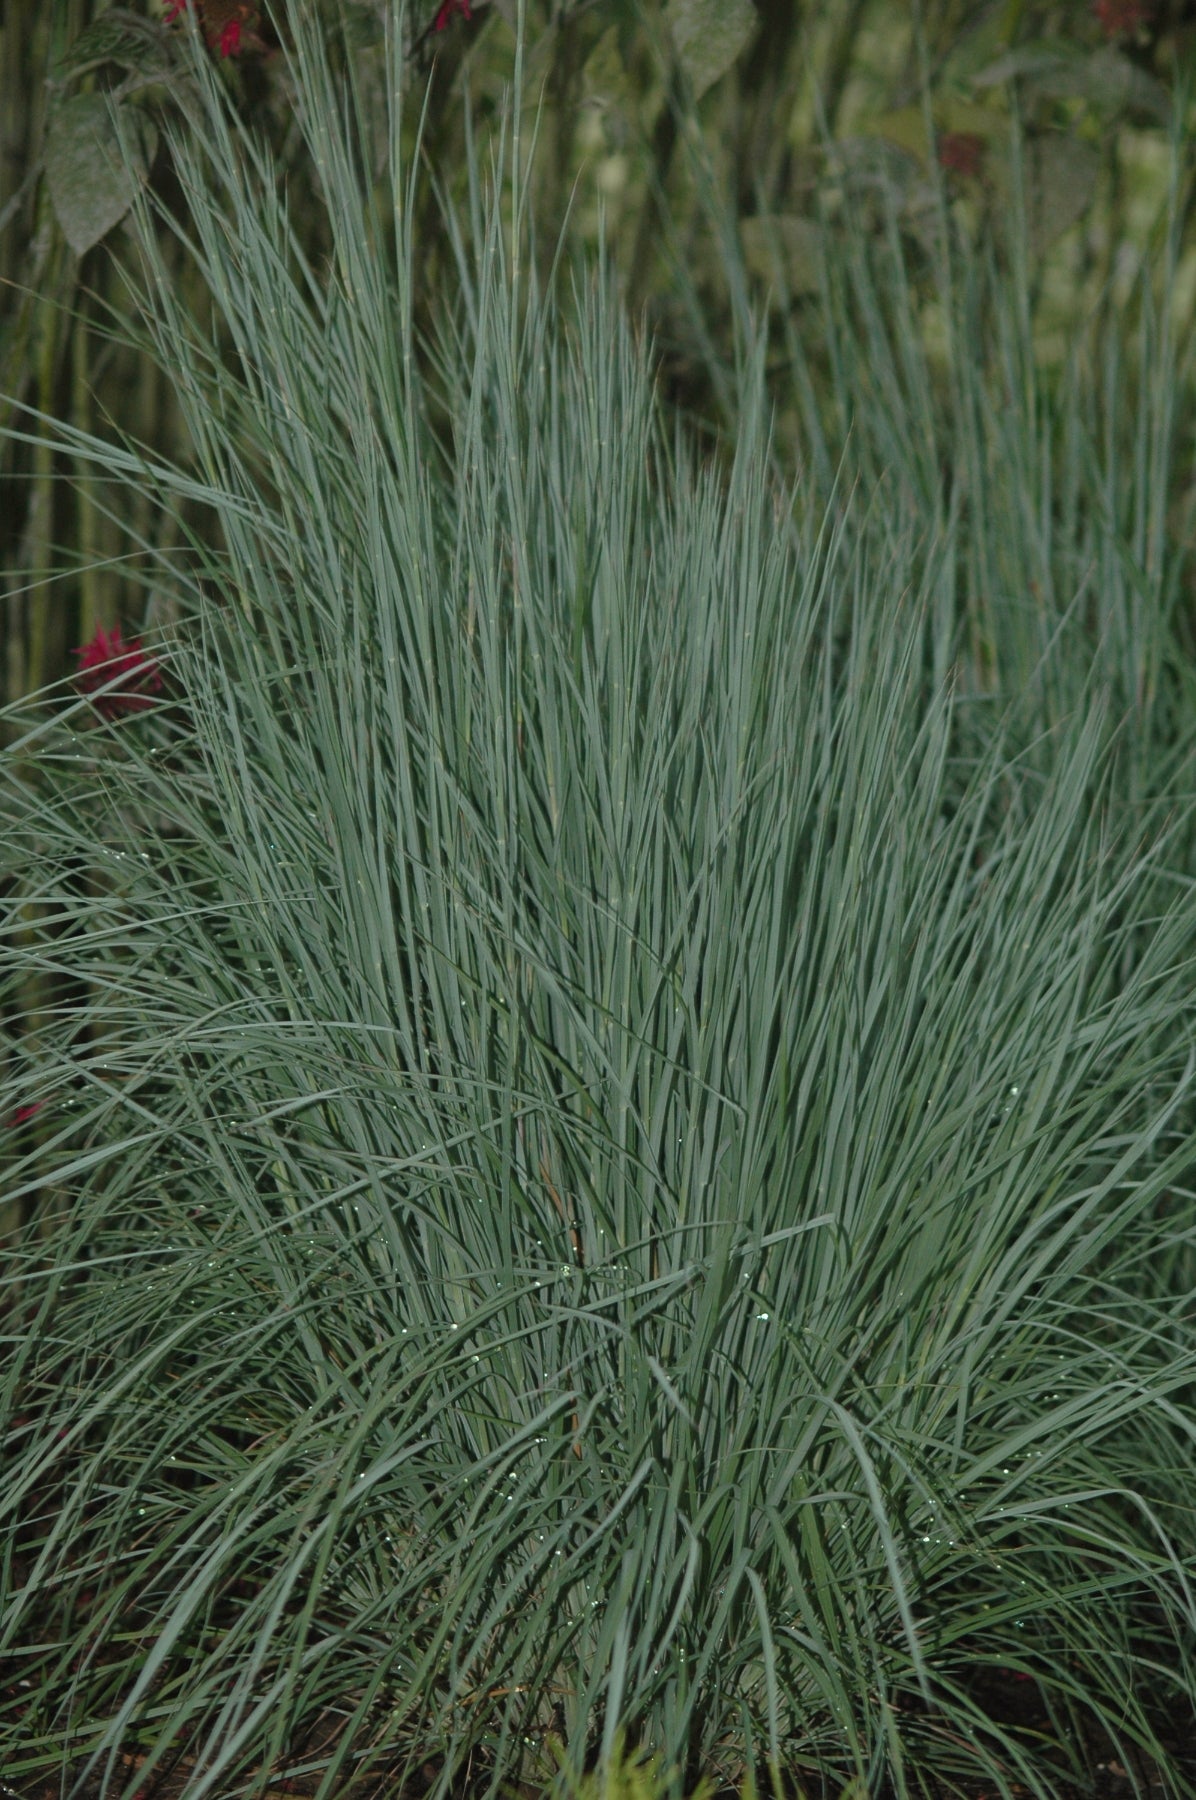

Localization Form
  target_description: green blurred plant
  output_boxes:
[541,1730,869,1800]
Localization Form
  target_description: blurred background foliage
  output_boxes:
[1,0,1194,717]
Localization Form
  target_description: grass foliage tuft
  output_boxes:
[3,18,1196,1800]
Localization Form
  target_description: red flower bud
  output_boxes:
[937,132,985,178]
[432,0,472,31]
[1093,0,1154,37]
[73,623,163,718]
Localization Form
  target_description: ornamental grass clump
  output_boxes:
[2,19,1196,1800]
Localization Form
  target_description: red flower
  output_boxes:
[163,1,251,56]
[73,623,163,718]
[1093,0,1153,35]
[432,0,472,31]
[937,131,985,178]
[9,1102,43,1129]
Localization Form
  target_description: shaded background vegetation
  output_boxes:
[2,0,1194,714]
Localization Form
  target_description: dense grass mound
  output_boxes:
[3,22,1196,1800]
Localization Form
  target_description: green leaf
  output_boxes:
[52,8,173,86]
[861,104,930,162]
[975,41,1170,123]
[1024,132,1100,256]
[665,0,756,100]
[971,38,1076,87]
[861,96,1005,166]
[1040,45,1171,122]
[45,94,156,257]
[583,24,631,108]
